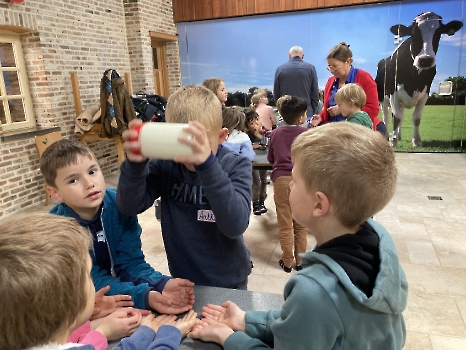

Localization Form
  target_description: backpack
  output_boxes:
[132,91,167,123]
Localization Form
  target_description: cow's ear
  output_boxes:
[390,24,412,37]
[442,20,463,36]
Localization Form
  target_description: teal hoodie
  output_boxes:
[225,219,407,349]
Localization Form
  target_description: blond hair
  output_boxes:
[222,107,245,133]
[0,213,93,350]
[291,122,397,227]
[334,83,366,109]
[166,85,222,132]
[40,139,97,187]
[202,77,223,95]
[276,95,291,114]
[249,88,267,110]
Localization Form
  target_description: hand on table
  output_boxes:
[141,313,176,332]
[200,301,246,332]
[188,317,234,346]
[174,310,198,337]
[94,309,142,341]
[91,286,134,320]
[149,289,193,315]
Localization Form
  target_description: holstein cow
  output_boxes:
[375,12,463,147]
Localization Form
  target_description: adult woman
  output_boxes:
[312,43,386,136]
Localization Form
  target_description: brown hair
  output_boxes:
[166,85,222,132]
[0,213,93,350]
[291,122,397,227]
[249,88,267,110]
[244,109,259,130]
[276,95,291,114]
[334,83,366,109]
[326,42,353,64]
[222,107,246,133]
[40,139,97,187]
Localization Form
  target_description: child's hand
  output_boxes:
[174,310,198,337]
[91,286,133,320]
[148,291,193,315]
[121,119,148,163]
[162,278,195,309]
[173,121,213,166]
[141,313,176,332]
[310,115,322,127]
[94,309,142,341]
[327,106,340,117]
[188,317,234,346]
[201,301,246,332]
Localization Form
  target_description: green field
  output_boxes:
[381,105,466,152]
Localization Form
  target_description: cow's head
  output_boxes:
[390,12,463,71]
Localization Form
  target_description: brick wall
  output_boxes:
[0,0,179,219]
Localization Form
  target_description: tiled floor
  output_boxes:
[13,153,466,349]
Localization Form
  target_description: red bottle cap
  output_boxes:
[130,123,144,155]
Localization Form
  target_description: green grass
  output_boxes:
[382,105,466,152]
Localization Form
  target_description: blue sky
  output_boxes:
[178,0,465,94]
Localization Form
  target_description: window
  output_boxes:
[0,34,35,131]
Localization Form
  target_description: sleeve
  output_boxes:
[310,66,319,114]
[74,330,108,350]
[267,132,275,164]
[356,70,380,125]
[117,159,163,216]
[240,142,256,162]
[319,77,333,124]
[147,325,182,350]
[223,275,344,350]
[196,153,252,238]
[113,214,170,303]
[273,69,281,105]
[113,326,156,350]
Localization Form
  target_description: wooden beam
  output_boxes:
[149,31,178,42]
[70,72,82,117]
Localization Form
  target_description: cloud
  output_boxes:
[180,61,214,67]
[353,57,368,64]
[441,34,466,47]
[249,58,257,69]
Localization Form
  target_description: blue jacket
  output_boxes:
[224,219,408,350]
[273,56,319,116]
[50,189,170,309]
[117,145,252,288]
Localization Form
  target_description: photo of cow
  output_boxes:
[178,0,466,152]
[375,12,463,147]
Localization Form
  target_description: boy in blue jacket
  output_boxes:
[189,122,408,349]
[40,139,194,314]
[117,85,252,289]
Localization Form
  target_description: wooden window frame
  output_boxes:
[0,32,35,132]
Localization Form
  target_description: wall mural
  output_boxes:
[178,0,466,152]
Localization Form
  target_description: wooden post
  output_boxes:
[70,72,83,116]
[124,72,132,95]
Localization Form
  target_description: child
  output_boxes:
[40,139,194,314]
[0,213,198,350]
[117,85,252,290]
[275,94,291,127]
[222,106,255,161]
[203,77,228,107]
[188,122,408,349]
[334,83,373,129]
[244,109,268,215]
[267,96,308,273]
[250,88,277,131]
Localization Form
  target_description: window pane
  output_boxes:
[0,43,16,67]
[9,99,26,123]
[4,71,20,95]
[0,101,5,124]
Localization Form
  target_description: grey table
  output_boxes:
[109,285,284,349]
[253,148,272,170]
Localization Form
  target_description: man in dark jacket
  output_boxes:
[273,46,319,119]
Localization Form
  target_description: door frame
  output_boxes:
[149,31,178,97]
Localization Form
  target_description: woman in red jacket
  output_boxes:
[312,42,387,136]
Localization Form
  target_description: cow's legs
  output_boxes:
[390,94,404,147]
[411,93,428,147]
